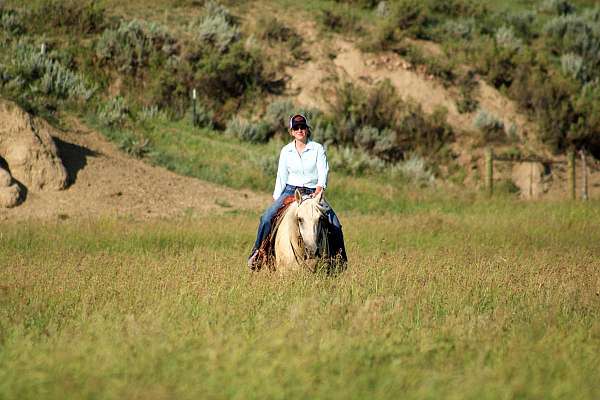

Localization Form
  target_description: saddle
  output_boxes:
[253,195,295,270]
[252,196,348,272]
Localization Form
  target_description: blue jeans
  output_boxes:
[251,184,343,253]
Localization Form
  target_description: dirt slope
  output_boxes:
[0,119,268,221]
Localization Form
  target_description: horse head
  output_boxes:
[294,189,327,258]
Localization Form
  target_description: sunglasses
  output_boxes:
[292,124,307,131]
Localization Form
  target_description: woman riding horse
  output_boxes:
[247,114,346,269]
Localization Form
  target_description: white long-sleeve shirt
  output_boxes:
[273,140,329,199]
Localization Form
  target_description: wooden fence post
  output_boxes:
[485,147,493,196]
[580,149,588,201]
[191,88,197,127]
[567,150,576,200]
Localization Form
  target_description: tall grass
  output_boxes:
[1,201,599,399]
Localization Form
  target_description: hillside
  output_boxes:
[0,109,267,221]
[1,0,600,212]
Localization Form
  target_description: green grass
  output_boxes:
[1,201,600,399]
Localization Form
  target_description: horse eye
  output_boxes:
[298,218,303,224]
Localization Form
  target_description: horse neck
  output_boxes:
[281,203,302,251]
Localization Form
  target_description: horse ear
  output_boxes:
[316,190,324,203]
[294,189,302,204]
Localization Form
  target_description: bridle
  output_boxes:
[293,196,327,263]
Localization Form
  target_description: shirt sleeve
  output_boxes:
[273,148,288,199]
[316,144,329,189]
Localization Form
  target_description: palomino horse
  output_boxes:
[274,189,345,274]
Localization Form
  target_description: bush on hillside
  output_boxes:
[473,109,505,141]
[319,8,362,34]
[95,20,178,76]
[195,12,239,53]
[98,96,129,127]
[204,0,236,24]
[495,26,522,51]
[456,71,479,113]
[330,81,452,161]
[568,82,600,157]
[390,153,435,186]
[138,105,171,124]
[539,0,575,15]
[426,0,487,19]
[334,0,379,8]
[262,99,295,135]
[561,52,585,81]
[509,65,577,152]
[505,11,537,42]
[0,7,24,35]
[328,146,386,176]
[191,103,215,129]
[29,0,105,34]
[395,103,453,158]
[0,41,94,104]
[256,17,303,58]
[543,12,600,83]
[193,41,263,105]
[225,117,270,143]
[438,18,476,40]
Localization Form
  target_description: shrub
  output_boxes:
[328,146,386,176]
[195,13,239,53]
[98,96,129,127]
[319,8,362,34]
[473,36,518,89]
[473,109,504,141]
[118,134,151,158]
[390,153,435,186]
[29,0,105,34]
[495,26,522,51]
[1,41,94,102]
[505,11,537,41]
[426,0,487,19]
[312,122,338,145]
[539,0,575,15]
[569,81,600,157]
[331,81,452,160]
[394,44,456,84]
[204,0,235,24]
[257,16,302,46]
[334,80,400,134]
[251,152,278,177]
[375,1,390,18]
[191,103,214,129]
[263,99,295,134]
[509,64,577,152]
[438,18,476,40]
[456,71,479,113]
[138,105,171,123]
[395,103,453,157]
[353,126,396,160]
[193,41,263,106]
[561,52,584,81]
[0,7,24,35]
[225,117,270,143]
[543,12,600,82]
[95,20,177,75]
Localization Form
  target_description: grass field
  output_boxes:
[1,200,599,399]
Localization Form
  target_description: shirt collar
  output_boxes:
[286,139,314,152]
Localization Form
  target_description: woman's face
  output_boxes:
[290,124,308,142]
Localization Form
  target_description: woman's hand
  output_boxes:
[311,186,323,198]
